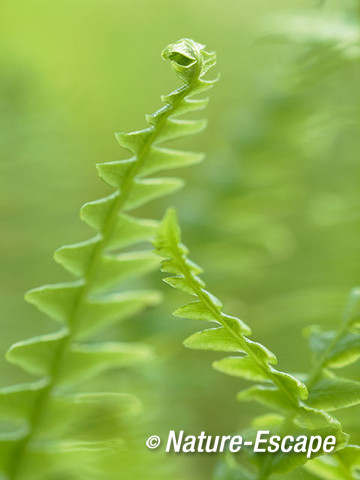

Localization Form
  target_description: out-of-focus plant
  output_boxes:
[0,38,217,480]
[154,209,360,479]
[190,1,360,319]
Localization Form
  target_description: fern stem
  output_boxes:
[7,82,193,480]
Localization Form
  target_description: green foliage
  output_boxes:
[304,445,360,480]
[0,39,217,479]
[302,288,360,480]
[154,209,360,479]
[2,2,360,480]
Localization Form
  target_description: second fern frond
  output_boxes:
[154,208,357,479]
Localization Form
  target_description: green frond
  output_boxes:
[154,208,353,477]
[299,289,360,479]
[2,38,217,479]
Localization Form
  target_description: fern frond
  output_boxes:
[249,289,360,479]
[304,288,360,409]
[154,209,351,478]
[0,38,217,479]
[301,288,360,480]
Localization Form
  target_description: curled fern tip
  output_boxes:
[162,38,217,84]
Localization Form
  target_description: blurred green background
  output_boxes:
[1,0,360,478]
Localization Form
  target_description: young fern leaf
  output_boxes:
[302,289,360,480]
[305,288,360,409]
[247,289,360,480]
[154,209,349,478]
[0,39,217,480]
